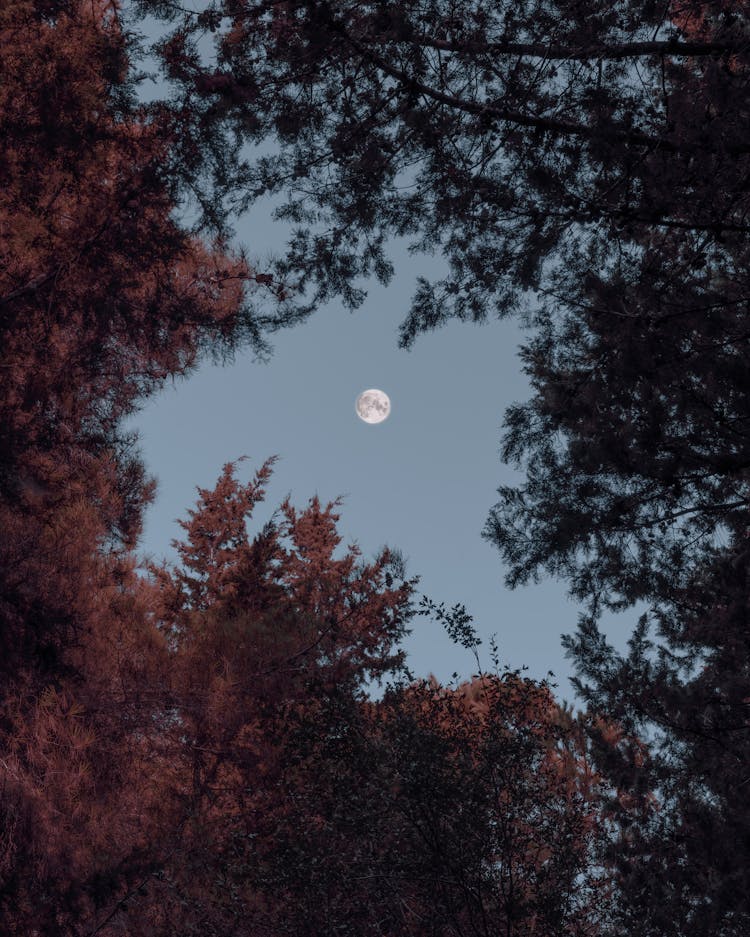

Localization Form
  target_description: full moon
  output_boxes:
[355,388,391,424]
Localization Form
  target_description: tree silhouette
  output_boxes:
[248,670,612,936]
[128,1,750,932]
[138,0,750,340]
[554,537,750,935]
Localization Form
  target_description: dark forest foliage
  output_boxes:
[0,2,615,933]
[3,0,750,933]
[128,0,750,931]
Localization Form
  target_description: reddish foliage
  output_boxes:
[0,3,623,935]
[671,0,738,39]
[0,1,263,930]
[113,459,416,934]
[0,0,260,551]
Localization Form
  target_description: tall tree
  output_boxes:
[0,0,267,674]
[560,544,750,936]
[109,457,418,934]
[476,7,750,932]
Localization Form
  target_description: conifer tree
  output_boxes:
[0,1,285,928]
[127,1,750,931]
[110,458,417,933]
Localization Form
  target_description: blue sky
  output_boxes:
[124,9,634,700]
[128,223,633,701]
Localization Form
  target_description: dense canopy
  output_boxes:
[2,0,750,933]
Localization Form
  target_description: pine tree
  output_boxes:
[118,458,417,933]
